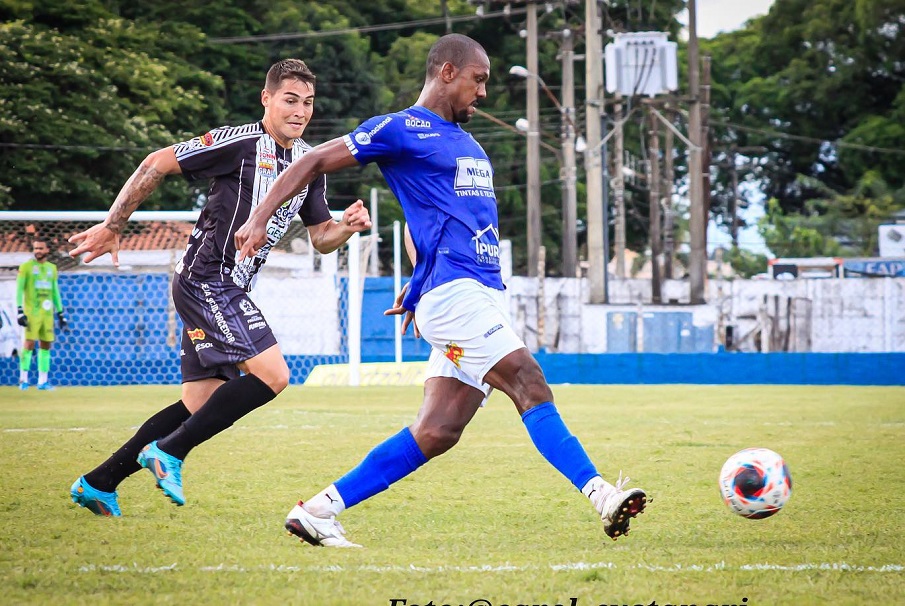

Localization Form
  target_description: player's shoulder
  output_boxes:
[174,122,264,155]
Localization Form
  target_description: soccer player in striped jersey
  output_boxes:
[236,34,647,547]
[67,59,371,517]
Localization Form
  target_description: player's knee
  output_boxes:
[413,423,463,459]
[256,365,289,394]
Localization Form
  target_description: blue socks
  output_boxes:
[521,401,599,491]
[334,427,427,509]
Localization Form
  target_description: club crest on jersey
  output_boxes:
[454,157,494,197]
[187,328,206,342]
[198,132,214,147]
[444,343,465,368]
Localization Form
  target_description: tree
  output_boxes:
[0,0,224,210]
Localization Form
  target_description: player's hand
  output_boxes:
[234,215,268,263]
[16,307,28,327]
[383,283,420,338]
[340,199,372,232]
[57,311,69,330]
[68,222,121,267]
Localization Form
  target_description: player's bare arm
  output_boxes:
[307,199,372,254]
[69,148,181,266]
[383,223,419,337]
[234,137,359,261]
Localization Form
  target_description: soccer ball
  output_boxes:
[719,448,792,519]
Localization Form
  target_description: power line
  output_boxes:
[207,7,528,45]
[712,119,905,156]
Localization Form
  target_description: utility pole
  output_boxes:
[560,30,578,278]
[613,95,626,279]
[647,101,662,303]
[701,55,712,258]
[526,1,541,277]
[687,0,706,303]
[663,110,675,279]
[585,0,606,302]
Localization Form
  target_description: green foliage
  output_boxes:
[705,0,905,219]
[2,384,904,604]
[723,246,769,279]
[0,2,224,210]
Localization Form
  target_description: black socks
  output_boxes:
[156,374,277,460]
[84,400,191,493]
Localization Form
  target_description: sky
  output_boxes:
[685,0,776,39]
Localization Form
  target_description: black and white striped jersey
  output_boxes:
[172,122,332,291]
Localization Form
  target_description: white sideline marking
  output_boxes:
[3,424,313,433]
[4,427,89,433]
[79,561,904,574]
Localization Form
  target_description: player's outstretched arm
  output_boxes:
[382,223,419,338]
[307,199,372,255]
[69,148,181,266]
[234,137,359,262]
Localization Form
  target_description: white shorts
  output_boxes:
[415,278,526,403]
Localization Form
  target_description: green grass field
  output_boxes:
[1,384,903,605]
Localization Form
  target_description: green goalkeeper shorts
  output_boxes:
[24,309,55,342]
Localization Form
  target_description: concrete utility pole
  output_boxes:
[585,0,606,302]
[647,101,662,303]
[613,96,626,279]
[526,1,542,277]
[560,30,578,278]
[687,0,706,303]
[663,113,676,279]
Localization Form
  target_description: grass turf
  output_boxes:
[1,384,903,605]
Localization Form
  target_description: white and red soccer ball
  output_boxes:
[719,448,792,519]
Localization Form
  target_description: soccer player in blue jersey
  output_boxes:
[66,59,371,517]
[236,34,647,547]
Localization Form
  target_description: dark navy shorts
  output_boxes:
[172,273,278,383]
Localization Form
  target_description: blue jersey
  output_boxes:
[343,106,504,310]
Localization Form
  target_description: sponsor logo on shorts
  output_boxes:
[194,342,213,351]
[239,300,258,317]
[484,324,503,338]
[201,283,236,344]
[444,342,465,368]
[187,328,206,341]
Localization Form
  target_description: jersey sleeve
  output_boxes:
[51,265,63,312]
[298,173,333,227]
[15,263,27,307]
[342,113,404,166]
[173,126,244,181]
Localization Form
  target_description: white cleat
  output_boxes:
[589,472,648,540]
[284,501,362,548]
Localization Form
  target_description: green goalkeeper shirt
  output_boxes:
[17,259,62,315]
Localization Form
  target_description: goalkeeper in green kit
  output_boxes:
[16,238,68,390]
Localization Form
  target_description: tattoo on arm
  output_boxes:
[105,164,167,233]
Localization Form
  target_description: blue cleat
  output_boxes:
[137,441,185,506]
[19,382,28,391]
[37,382,55,391]
[71,476,121,517]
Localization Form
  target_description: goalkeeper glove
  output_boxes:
[57,311,68,329]
[17,307,28,327]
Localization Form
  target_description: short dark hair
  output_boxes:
[32,237,48,247]
[425,34,486,78]
[265,59,316,92]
